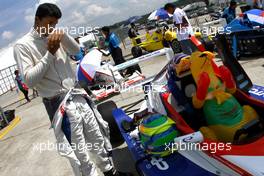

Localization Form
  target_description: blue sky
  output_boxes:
[0,0,173,50]
[0,0,36,48]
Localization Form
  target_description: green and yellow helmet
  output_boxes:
[139,113,179,157]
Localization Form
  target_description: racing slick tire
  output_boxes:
[122,64,142,76]
[131,46,143,58]
[97,101,124,144]
[171,39,182,54]
[127,64,142,75]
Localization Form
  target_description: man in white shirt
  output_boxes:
[14,3,131,176]
[164,3,196,55]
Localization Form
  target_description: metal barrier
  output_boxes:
[0,64,17,95]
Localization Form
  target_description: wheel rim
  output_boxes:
[171,40,181,53]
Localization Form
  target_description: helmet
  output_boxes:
[139,113,179,157]
[76,49,102,87]
[77,63,94,87]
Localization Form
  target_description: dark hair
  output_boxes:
[164,3,175,11]
[230,0,237,6]
[35,3,62,20]
[14,70,19,75]
[101,26,110,33]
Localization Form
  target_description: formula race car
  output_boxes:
[98,34,264,176]
[77,48,175,102]
[130,27,182,58]
[76,49,145,101]
[131,26,214,59]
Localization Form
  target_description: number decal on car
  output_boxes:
[250,88,264,97]
[150,157,169,170]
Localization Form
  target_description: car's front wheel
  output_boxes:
[97,101,124,145]
[131,46,143,58]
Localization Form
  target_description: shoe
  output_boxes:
[103,168,134,176]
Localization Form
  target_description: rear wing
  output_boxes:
[111,48,174,93]
[112,48,174,72]
[216,34,253,93]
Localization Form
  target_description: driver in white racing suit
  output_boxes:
[13,3,131,176]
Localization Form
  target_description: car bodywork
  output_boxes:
[224,9,264,59]
[112,35,264,176]
[131,30,171,52]
[78,48,174,101]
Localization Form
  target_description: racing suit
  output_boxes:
[13,28,114,175]
[53,89,113,176]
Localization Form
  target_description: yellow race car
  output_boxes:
[131,28,182,58]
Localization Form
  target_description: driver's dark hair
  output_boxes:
[164,3,175,11]
[35,3,62,20]
[14,70,19,75]
[230,0,237,6]
[101,26,110,33]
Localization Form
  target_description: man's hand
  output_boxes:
[47,30,64,55]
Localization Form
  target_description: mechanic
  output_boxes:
[14,70,30,102]
[101,26,126,66]
[222,1,237,24]
[164,3,196,55]
[13,3,132,176]
[128,23,141,44]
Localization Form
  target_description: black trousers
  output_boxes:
[20,89,30,102]
[42,93,66,122]
[111,47,126,65]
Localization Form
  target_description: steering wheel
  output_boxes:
[121,120,136,132]
[121,109,150,132]
[233,119,264,144]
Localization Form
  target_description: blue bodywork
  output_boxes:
[250,85,264,102]
[224,9,264,58]
[224,9,264,33]
[112,109,215,176]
